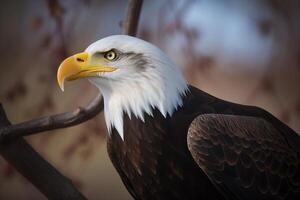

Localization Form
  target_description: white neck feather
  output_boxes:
[90,60,188,140]
[86,35,188,140]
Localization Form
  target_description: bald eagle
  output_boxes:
[57,35,300,200]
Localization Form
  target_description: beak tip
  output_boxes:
[58,80,65,92]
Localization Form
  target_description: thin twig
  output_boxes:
[0,96,103,144]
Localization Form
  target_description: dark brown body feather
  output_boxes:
[188,114,300,200]
[107,85,300,200]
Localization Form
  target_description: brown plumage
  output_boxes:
[107,85,300,200]
[57,35,299,199]
[188,114,300,200]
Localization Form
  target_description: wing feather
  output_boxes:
[187,114,300,200]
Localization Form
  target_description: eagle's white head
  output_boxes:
[57,35,188,139]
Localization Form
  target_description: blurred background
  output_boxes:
[0,0,299,199]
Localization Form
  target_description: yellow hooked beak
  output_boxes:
[57,52,116,91]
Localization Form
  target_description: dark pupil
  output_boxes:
[108,52,113,58]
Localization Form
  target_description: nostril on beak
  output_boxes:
[76,58,85,62]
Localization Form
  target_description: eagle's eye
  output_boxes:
[104,50,117,61]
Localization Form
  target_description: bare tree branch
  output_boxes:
[0,96,103,144]
[0,0,144,199]
[122,0,143,36]
[0,105,87,200]
[0,0,143,144]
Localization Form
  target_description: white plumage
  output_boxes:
[85,35,188,139]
